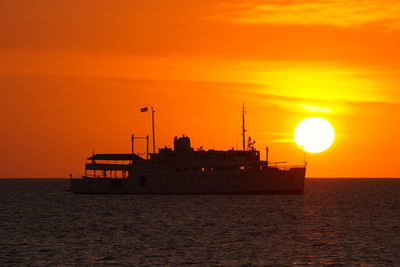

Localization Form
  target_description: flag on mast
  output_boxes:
[140,107,148,112]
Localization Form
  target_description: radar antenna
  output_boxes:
[242,103,246,151]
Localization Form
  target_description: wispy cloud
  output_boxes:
[211,0,400,30]
[1,47,395,115]
[219,61,393,115]
[256,131,294,143]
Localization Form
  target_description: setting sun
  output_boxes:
[294,117,335,153]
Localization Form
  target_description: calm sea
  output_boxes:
[0,178,399,266]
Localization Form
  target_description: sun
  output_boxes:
[294,117,335,153]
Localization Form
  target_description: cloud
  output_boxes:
[219,60,393,115]
[1,47,395,115]
[211,0,400,30]
[255,131,294,143]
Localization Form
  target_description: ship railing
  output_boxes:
[84,162,130,179]
[261,162,306,171]
[82,175,127,179]
[85,163,131,171]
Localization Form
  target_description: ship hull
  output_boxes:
[70,167,306,194]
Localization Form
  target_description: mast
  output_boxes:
[131,134,135,165]
[242,103,246,151]
[141,105,156,154]
[146,135,149,159]
[151,106,156,154]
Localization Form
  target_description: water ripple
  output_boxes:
[0,178,399,266]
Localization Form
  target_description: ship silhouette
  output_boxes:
[70,106,306,194]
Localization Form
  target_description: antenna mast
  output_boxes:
[242,103,246,151]
[151,106,156,154]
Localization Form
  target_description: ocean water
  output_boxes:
[0,179,399,266]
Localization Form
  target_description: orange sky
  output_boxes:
[1,0,400,178]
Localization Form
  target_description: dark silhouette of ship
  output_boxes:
[70,106,306,194]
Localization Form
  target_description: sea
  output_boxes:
[0,178,399,266]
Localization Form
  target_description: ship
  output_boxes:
[70,106,306,194]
